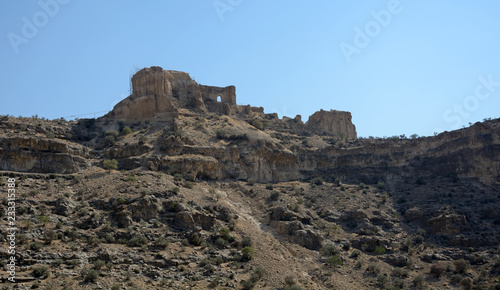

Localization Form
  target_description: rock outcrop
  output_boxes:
[105,66,236,121]
[306,109,357,139]
[0,137,92,173]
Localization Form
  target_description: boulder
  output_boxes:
[386,254,410,267]
[174,210,216,231]
[129,196,162,222]
[426,213,468,235]
[54,197,75,217]
[270,206,299,221]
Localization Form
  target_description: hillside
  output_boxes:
[0,67,499,289]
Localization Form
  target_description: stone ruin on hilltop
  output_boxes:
[104,66,357,139]
[105,66,237,120]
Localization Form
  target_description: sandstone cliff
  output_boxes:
[0,136,92,173]
[306,109,357,139]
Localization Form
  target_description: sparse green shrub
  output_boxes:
[228,218,237,230]
[391,268,409,278]
[37,215,50,225]
[412,275,425,289]
[241,267,265,289]
[32,266,50,278]
[124,174,137,182]
[241,236,252,247]
[212,256,224,266]
[311,177,324,186]
[81,268,100,282]
[350,250,361,258]
[93,259,105,270]
[104,135,115,145]
[430,264,445,278]
[253,266,265,280]
[265,183,274,190]
[241,246,255,261]
[106,130,119,138]
[450,274,463,284]
[68,258,80,267]
[53,258,63,267]
[121,127,132,135]
[374,245,386,255]
[44,229,57,244]
[392,277,405,289]
[216,129,226,139]
[241,279,256,290]
[246,178,256,186]
[320,243,340,256]
[219,228,232,241]
[454,259,470,273]
[366,263,380,274]
[102,159,118,171]
[184,181,194,189]
[377,181,385,189]
[30,242,44,251]
[154,237,170,249]
[127,236,148,247]
[189,232,202,246]
[284,275,296,287]
[269,190,280,201]
[252,120,264,130]
[199,258,211,267]
[417,227,427,236]
[459,277,473,290]
[325,255,343,267]
[377,275,388,288]
[104,233,115,243]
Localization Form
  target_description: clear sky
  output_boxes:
[1,0,499,137]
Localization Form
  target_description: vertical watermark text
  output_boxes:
[5,178,17,282]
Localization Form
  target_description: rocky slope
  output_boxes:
[0,68,499,289]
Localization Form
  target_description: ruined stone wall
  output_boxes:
[199,85,236,105]
[105,66,237,121]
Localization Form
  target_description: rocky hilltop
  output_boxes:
[0,68,499,289]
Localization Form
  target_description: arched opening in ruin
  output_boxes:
[217,96,222,102]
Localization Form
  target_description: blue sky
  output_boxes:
[1,0,499,137]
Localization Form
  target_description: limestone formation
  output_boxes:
[306,109,357,139]
[105,66,236,121]
[0,137,92,173]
